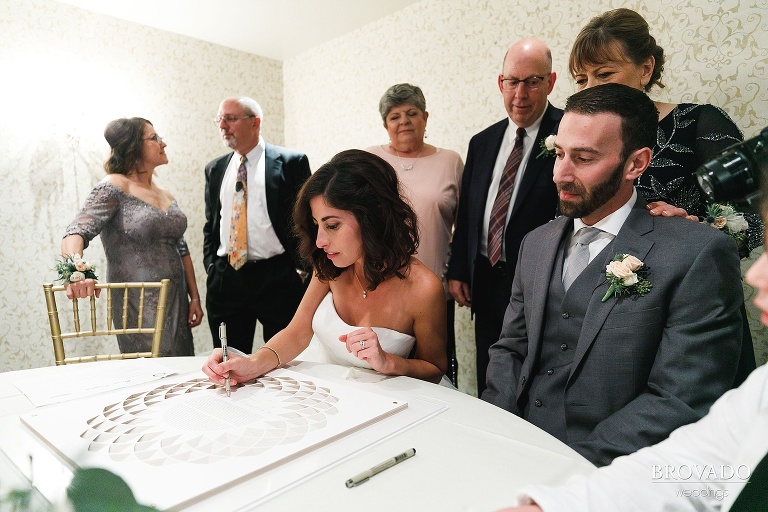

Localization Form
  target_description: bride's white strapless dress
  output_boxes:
[308,292,415,369]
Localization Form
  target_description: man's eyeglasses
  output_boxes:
[213,115,256,125]
[500,73,551,91]
[143,134,164,144]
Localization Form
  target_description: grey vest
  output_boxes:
[523,238,613,443]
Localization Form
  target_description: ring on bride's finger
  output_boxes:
[359,340,365,349]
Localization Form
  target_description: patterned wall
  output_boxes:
[283,0,768,395]
[1,0,766,397]
[0,0,284,371]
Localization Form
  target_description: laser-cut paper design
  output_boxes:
[80,376,342,465]
[21,369,408,510]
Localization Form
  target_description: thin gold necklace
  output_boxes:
[352,268,369,299]
[391,144,426,171]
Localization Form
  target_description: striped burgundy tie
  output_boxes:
[487,127,525,266]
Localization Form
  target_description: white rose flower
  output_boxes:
[544,134,556,150]
[607,261,634,279]
[622,255,643,272]
[69,271,85,282]
[725,214,749,233]
[75,261,88,271]
[622,274,639,286]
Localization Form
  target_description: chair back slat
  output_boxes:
[42,280,171,365]
[72,297,80,332]
[89,295,97,333]
[137,284,145,330]
[121,286,129,332]
[106,287,113,332]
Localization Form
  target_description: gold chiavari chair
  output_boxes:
[42,280,170,365]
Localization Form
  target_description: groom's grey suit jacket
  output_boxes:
[482,194,743,466]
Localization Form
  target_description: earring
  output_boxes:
[424,130,428,139]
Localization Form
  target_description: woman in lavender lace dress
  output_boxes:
[61,117,202,356]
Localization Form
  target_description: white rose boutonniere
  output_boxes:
[536,134,557,159]
[601,253,652,302]
[54,253,98,284]
[703,203,751,258]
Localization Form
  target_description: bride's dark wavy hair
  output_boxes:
[293,149,419,289]
[103,117,151,176]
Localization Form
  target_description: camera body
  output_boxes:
[696,126,768,210]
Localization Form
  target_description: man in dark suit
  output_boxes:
[204,97,310,354]
[483,83,743,467]
[447,38,562,395]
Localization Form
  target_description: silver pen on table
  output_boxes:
[345,448,416,488]
[218,322,230,397]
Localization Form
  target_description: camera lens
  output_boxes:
[695,126,768,208]
[696,148,758,202]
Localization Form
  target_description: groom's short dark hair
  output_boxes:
[565,83,657,161]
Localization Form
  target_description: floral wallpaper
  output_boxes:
[0,0,283,371]
[1,0,766,399]
[283,0,768,395]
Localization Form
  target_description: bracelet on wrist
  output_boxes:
[259,345,281,369]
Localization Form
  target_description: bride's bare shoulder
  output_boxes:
[405,258,443,294]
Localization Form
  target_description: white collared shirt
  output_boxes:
[481,111,546,261]
[564,188,638,266]
[216,138,285,260]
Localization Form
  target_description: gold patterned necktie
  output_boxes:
[228,155,248,270]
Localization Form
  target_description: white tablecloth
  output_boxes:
[0,357,595,511]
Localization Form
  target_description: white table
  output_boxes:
[0,357,595,511]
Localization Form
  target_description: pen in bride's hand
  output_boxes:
[219,322,231,397]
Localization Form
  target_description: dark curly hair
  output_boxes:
[569,8,665,92]
[103,117,152,175]
[293,149,419,289]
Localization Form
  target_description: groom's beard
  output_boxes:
[557,161,625,219]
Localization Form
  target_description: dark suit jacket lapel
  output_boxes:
[475,121,508,217]
[569,197,655,378]
[508,104,559,220]
[263,144,282,228]
[211,153,234,230]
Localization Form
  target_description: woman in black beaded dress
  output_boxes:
[569,8,762,385]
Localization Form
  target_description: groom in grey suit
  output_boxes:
[483,84,743,467]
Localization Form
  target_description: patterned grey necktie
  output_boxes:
[563,227,605,291]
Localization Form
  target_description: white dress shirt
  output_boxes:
[562,189,637,277]
[216,138,285,260]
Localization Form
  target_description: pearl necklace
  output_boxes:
[353,268,369,299]
[392,145,426,171]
